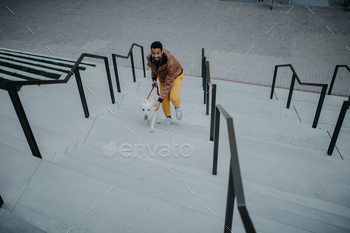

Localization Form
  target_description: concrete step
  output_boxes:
[0,112,78,157]
[52,151,347,233]
[0,72,27,81]
[0,47,96,67]
[74,140,225,184]
[106,65,144,94]
[66,142,350,232]
[36,82,122,116]
[17,159,231,233]
[0,65,56,81]
[65,145,227,194]
[103,106,211,141]
[0,58,63,75]
[77,111,350,215]
[83,114,215,172]
[0,209,46,233]
[91,107,348,172]
[0,54,69,72]
[116,86,347,160]
[222,136,350,208]
[0,130,56,161]
[0,121,68,156]
[59,146,346,232]
[274,88,350,128]
[0,89,95,142]
[16,84,119,118]
[0,144,41,212]
[0,113,78,149]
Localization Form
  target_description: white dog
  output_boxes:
[140,96,159,133]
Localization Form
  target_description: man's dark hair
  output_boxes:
[151,41,163,50]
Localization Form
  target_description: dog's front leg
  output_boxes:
[150,116,157,133]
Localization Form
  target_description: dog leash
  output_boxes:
[147,83,160,99]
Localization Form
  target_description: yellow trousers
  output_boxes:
[158,73,183,117]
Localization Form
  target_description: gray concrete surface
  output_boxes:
[0,64,350,232]
[0,0,349,95]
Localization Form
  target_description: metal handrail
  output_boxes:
[202,49,208,104]
[328,65,350,96]
[211,104,256,233]
[327,100,350,155]
[112,43,146,93]
[209,83,217,141]
[5,53,115,159]
[202,48,213,114]
[202,48,206,90]
[202,48,217,140]
[270,64,328,128]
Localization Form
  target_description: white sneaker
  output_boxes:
[175,107,183,120]
[165,117,172,124]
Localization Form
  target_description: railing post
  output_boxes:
[203,66,207,104]
[206,82,210,115]
[141,46,146,78]
[210,84,217,141]
[206,61,211,114]
[286,73,296,109]
[202,57,206,90]
[204,61,210,105]
[312,84,327,128]
[327,101,350,155]
[112,55,121,93]
[206,60,211,83]
[202,48,204,87]
[212,107,220,175]
[74,69,89,118]
[5,82,42,159]
[223,166,235,233]
[0,195,3,208]
[328,65,339,95]
[103,57,115,104]
[270,66,278,99]
[130,50,136,82]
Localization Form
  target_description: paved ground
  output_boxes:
[0,0,349,95]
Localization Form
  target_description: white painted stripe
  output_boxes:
[0,73,27,81]
[0,58,63,75]
[0,54,69,71]
[0,49,89,69]
[0,47,96,66]
[0,65,56,80]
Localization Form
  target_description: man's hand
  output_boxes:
[154,101,161,111]
[152,80,158,88]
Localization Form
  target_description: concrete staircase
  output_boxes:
[0,63,349,233]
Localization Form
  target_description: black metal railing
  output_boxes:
[202,48,217,141]
[327,100,350,155]
[5,53,115,159]
[112,43,146,93]
[211,104,256,233]
[202,48,215,114]
[328,65,350,96]
[202,48,208,105]
[270,64,328,128]
[209,83,217,141]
